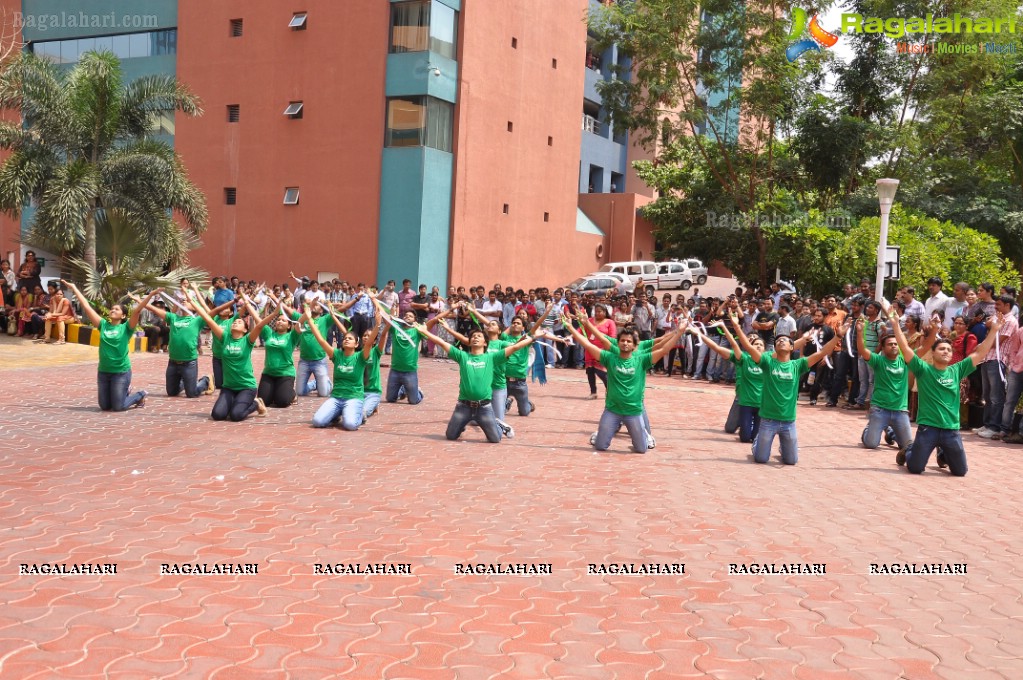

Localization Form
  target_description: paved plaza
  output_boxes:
[1,338,1022,679]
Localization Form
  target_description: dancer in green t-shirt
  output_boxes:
[138,280,213,398]
[188,291,280,422]
[731,309,846,465]
[888,304,1004,476]
[563,316,685,453]
[64,280,160,412]
[690,322,765,443]
[415,323,533,443]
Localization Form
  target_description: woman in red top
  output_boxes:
[950,316,978,404]
[584,303,616,399]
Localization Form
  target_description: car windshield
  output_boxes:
[569,277,587,287]
[598,265,615,273]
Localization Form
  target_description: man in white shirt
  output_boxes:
[480,290,504,322]
[924,276,949,320]
[942,282,970,330]
[900,286,926,319]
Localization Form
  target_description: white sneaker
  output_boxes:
[646,433,656,449]
[590,432,598,447]
[971,426,989,434]
[497,419,514,439]
[976,428,996,439]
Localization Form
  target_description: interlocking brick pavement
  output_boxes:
[1,341,1022,678]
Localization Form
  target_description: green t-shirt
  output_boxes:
[295,313,330,361]
[220,334,257,391]
[97,319,135,374]
[488,338,513,390]
[211,314,237,358]
[729,350,764,408]
[391,326,422,372]
[599,349,653,416]
[449,346,507,402]
[909,355,975,430]
[501,332,532,379]
[330,351,367,400]
[757,353,809,422]
[261,326,299,377]
[166,312,204,362]
[867,352,909,412]
[364,346,382,394]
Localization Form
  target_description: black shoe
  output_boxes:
[937,449,948,469]
[824,402,838,408]
[528,401,536,414]
[884,427,895,447]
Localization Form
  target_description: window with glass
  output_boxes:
[389,1,457,60]
[31,29,178,64]
[385,96,453,152]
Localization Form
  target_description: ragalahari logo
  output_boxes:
[786,8,840,62]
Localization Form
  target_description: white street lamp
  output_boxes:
[874,178,900,303]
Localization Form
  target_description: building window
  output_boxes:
[289,13,308,30]
[384,96,453,152]
[552,58,557,69]
[283,188,300,205]
[511,37,518,48]
[390,1,458,60]
[230,19,244,37]
[502,204,509,215]
[32,29,178,63]
[149,110,175,135]
[547,136,553,146]
[507,121,513,132]
[544,212,550,222]
[284,102,304,119]
[227,105,240,122]
[225,188,237,205]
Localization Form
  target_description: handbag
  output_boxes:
[6,315,15,335]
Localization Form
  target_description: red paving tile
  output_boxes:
[2,350,1023,677]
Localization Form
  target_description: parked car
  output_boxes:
[683,258,708,285]
[566,275,631,297]
[656,261,696,290]
[596,261,658,297]
[603,272,636,294]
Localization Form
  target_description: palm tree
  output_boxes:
[0,49,207,275]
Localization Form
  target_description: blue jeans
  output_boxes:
[906,425,967,476]
[362,392,381,420]
[385,370,423,404]
[752,418,798,464]
[506,379,531,416]
[595,409,647,453]
[857,357,873,405]
[738,405,760,443]
[706,340,725,379]
[446,401,501,443]
[1000,369,1023,434]
[717,337,736,381]
[492,387,508,422]
[165,360,209,397]
[212,357,223,390]
[861,407,912,449]
[297,358,331,397]
[312,397,364,430]
[981,361,1006,430]
[725,399,740,434]
[97,370,144,411]
[694,340,711,378]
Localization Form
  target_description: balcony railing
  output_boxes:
[582,114,601,135]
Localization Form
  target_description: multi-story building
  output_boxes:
[1,0,660,290]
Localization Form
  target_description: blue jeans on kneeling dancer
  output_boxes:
[738,405,760,444]
[906,425,968,476]
[312,397,364,430]
[362,392,381,420]
[861,407,912,449]
[725,399,740,434]
[492,387,508,422]
[506,378,531,415]
[446,401,501,442]
[385,370,423,404]
[297,358,331,397]
[165,359,209,397]
[752,418,798,464]
[595,409,647,453]
[97,370,145,411]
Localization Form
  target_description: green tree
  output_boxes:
[0,50,207,274]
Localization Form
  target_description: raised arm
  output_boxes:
[563,315,605,361]
[576,310,613,349]
[528,304,555,335]
[247,302,280,344]
[302,309,335,360]
[806,321,848,368]
[320,302,349,334]
[651,323,686,363]
[61,280,103,327]
[689,325,731,360]
[361,309,382,360]
[504,333,534,357]
[128,288,163,329]
[886,306,916,363]
[181,280,211,314]
[438,319,469,346]
[414,323,452,355]
[187,291,224,340]
[968,313,1005,367]
[728,310,761,364]
[855,317,872,361]
[427,306,455,330]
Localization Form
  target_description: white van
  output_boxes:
[656,261,695,290]
[596,261,658,297]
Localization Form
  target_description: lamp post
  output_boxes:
[874,178,900,303]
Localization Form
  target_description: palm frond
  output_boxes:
[118,74,202,139]
[31,159,98,251]
[66,51,124,157]
[67,254,208,303]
